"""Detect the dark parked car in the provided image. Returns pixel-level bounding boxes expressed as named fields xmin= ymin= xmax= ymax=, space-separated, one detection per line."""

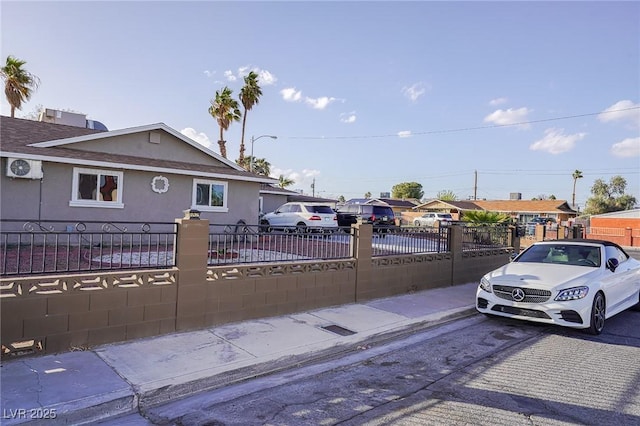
xmin=335 ymin=204 xmax=396 ymax=233
xmin=526 ymin=217 xmax=557 ymax=235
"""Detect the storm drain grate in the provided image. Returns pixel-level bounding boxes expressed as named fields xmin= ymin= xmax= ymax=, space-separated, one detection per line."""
xmin=322 ymin=325 xmax=356 ymax=336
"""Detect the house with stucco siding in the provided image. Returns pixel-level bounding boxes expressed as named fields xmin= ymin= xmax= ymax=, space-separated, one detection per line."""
xmin=1 ymin=113 xmax=277 ymax=226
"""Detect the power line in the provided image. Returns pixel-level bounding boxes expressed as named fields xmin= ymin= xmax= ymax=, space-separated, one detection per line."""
xmin=286 ymin=106 xmax=640 ymax=140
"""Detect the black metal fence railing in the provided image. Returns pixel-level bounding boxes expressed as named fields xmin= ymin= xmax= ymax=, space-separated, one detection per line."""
xmin=462 ymin=224 xmax=511 ymax=251
xmin=372 ymin=226 xmax=450 ymax=257
xmin=0 ymin=220 xmax=177 ymax=276
xmin=1 ymin=220 xmax=513 ymax=275
xmin=207 ymin=223 xmax=352 ymax=265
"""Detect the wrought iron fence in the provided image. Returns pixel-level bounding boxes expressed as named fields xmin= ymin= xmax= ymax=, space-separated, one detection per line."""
xmin=462 ymin=224 xmax=511 ymax=251
xmin=0 ymin=220 xmax=177 ymax=276
xmin=372 ymin=226 xmax=450 ymax=257
xmin=207 ymin=223 xmax=352 ymax=265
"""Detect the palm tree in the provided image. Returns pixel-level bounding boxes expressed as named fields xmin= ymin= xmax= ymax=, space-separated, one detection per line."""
xmin=251 ymin=158 xmax=271 ymax=176
xmin=208 ymin=87 xmax=241 ymax=158
xmin=462 ymin=210 xmax=511 ymax=224
xmin=278 ymin=175 xmax=295 ymax=188
xmin=1 ymin=56 xmax=40 ymax=118
xmin=238 ymin=71 xmax=262 ymax=166
xmin=572 ymin=170 xmax=583 ymax=209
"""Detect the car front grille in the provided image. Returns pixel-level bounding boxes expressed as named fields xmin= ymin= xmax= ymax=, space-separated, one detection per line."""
xmin=491 ymin=304 xmax=551 ymax=319
xmin=492 ymin=285 xmax=552 ymax=303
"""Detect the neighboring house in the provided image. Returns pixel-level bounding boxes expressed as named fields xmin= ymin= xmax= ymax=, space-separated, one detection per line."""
xmin=259 ymin=184 xmax=337 ymax=215
xmin=587 ymin=209 xmax=640 ymax=247
xmin=472 ymin=200 xmax=577 ymax=224
xmin=1 ymin=114 xmax=277 ymax=226
xmin=412 ymin=200 xmax=483 ymax=219
xmin=413 ymin=199 xmax=578 ymax=224
xmin=343 ymin=198 xmax=419 ymax=216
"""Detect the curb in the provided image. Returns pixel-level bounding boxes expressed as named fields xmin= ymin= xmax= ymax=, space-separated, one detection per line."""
xmin=135 ymin=306 xmax=478 ymax=410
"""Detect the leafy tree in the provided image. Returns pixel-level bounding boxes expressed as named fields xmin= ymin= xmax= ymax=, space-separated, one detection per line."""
xmin=436 ymin=190 xmax=457 ymax=201
xmin=238 ymin=71 xmax=262 ymax=166
xmin=277 ymin=174 xmax=295 ymax=188
xmin=462 ymin=210 xmax=511 ymax=224
xmin=337 ymin=195 xmax=346 ymax=203
xmin=392 ymin=182 xmax=424 ymax=199
xmin=584 ymin=176 xmax=637 ymax=215
xmin=531 ymin=194 xmax=556 ymax=201
xmin=364 ymin=191 xmax=372 ymax=198
xmin=251 ymin=158 xmax=271 ymax=176
xmin=571 ymin=170 xmax=583 ymax=209
xmin=1 ymin=55 xmax=40 ymax=118
xmin=208 ymin=86 xmax=241 ymax=158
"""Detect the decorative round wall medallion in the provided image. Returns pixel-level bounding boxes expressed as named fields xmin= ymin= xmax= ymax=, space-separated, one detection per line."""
xmin=151 ymin=176 xmax=169 ymax=194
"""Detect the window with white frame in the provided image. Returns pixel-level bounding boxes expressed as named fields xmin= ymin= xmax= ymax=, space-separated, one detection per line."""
xmin=193 ymin=179 xmax=228 ymax=212
xmin=70 ymin=167 xmax=124 ymax=208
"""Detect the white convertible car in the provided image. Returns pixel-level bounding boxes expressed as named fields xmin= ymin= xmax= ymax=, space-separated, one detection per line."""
xmin=476 ymin=239 xmax=640 ymax=334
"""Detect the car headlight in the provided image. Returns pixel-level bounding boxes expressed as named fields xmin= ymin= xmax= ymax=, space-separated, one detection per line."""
xmin=480 ymin=277 xmax=492 ymax=293
xmin=555 ymin=286 xmax=589 ymax=301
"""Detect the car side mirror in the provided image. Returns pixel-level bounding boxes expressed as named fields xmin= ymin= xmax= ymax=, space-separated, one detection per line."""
xmin=606 ymin=258 xmax=619 ymax=272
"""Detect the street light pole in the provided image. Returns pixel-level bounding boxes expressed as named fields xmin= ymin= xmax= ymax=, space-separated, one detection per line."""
xmin=250 ymin=134 xmax=277 ymax=173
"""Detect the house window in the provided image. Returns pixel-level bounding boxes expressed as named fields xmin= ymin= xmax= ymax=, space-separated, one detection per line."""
xmin=193 ymin=179 xmax=228 ymax=212
xmin=70 ymin=167 xmax=124 ymax=209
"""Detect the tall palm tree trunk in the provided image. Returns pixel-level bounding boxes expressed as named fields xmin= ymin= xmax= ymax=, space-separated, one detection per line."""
xmin=218 ymin=127 xmax=227 ymax=158
xmin=239 ymin=112 xmax=248 ymax=165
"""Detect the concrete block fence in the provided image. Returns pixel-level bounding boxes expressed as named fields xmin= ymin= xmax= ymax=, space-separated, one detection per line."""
xmin=1 ymin=218 xmax=516 ymax=356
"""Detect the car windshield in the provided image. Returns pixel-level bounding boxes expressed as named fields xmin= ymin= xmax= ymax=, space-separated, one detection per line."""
xmin=516 ymin=244 xmax=601 ymax=267
xmin=438 ymin=214 xmax=452 ymax=219
xmin=308 ymin=205 xmax=334 ymax=214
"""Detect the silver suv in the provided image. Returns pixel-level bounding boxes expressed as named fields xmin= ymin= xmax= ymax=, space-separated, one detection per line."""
xmin=413 ymin=212 xmax=453 ymax=227
xmin=260 ymin=202 xmax=337 ymax=233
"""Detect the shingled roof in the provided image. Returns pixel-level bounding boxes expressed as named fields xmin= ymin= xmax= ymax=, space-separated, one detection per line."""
xmin=0 ymin=116 xmax=275 ymax=183
xmin=473 ymin=199 xmax=577 ymax=214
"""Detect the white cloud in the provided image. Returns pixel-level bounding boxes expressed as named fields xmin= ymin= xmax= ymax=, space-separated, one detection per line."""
xmin=402 ymin=83 xmax=427 ymax=102
xmin=203 ymin=70 xmax=215 ymax=78
xmin=484 ymin=107 xmax=532 ymax=129
xmin=340 ymin=111 xmax=356 ymax=123
xmin=489 ymin=97 xmax=508 ymax=106
xmin=529 ymin=128 xmax=586 ymax=155
xmin=611 ymin=137 xmax=640 ymax=158
xmin=397 ymin=130 xmax=412 ymax=138
xmin=223 ymin=70 xmax=237 ymax=82
xmin=271 ymin=167 xmax=321 ymax=192
xmin=281 ymin=87 xmax=302 ymax=102
xmin=181 ymin=128 xmax=214 ymax=150
xmin=598 ymin=100 xmax=640 ymax=127
xmin=258 ymin=70 xmax=277 ymax=86
xmin=216 ymin=66 xmax=278 ymax=86
xmin=305 ymin=96 xmax=336 ymax=110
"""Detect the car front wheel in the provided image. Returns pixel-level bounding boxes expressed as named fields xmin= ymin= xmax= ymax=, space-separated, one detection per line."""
xmin=586 ymin=292 xmax=606 ymax=335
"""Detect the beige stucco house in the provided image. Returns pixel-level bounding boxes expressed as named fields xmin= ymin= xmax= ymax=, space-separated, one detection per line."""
xmin=412 ymin=199 xmax=578 ymax=224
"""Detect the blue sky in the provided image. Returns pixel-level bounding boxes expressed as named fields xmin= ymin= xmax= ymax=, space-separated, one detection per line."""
xmin=2 ymin=1 xmax=639 ymax=209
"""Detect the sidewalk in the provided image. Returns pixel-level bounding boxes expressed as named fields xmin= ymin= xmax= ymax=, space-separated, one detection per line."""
xmin=1 ymin=282 xmax=478 ymax=425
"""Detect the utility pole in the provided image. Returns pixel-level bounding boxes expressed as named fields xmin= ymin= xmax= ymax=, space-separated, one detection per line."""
xmin=311 ymin=178 xmax=315 ymax=197
xmin=474 ymin=170 xmax=477 ymax=200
